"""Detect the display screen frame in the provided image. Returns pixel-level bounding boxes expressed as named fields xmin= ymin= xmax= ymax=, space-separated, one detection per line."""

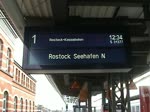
xmin=23 ymin=26 xmax=131 ymax=73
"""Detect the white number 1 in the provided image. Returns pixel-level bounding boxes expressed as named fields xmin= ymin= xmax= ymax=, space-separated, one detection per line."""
xmin=32 ymin=35 xmax=36 ymax=44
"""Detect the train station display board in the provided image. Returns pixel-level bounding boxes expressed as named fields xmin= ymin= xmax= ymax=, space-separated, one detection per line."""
xmin=23 ymin=26 xmax=131 ymax=73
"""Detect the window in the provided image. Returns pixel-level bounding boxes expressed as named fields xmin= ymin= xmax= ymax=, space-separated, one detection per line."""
xmin=14 ymin=96 xmax=17 ymax=112
xmin=29 ymin=101 xmax=31 ymax=112
xmin=6 ymin=48 xmax=11 ymax=72
xmin=21 ymin=73 xmax=23 ymax=85
xmin=15 ymin=68 xmax=18 ymax=81
xmin=26 ymin=78 xmax=28 ymax=88
xmin=23 ymin=75 xmax=25 ymax=86
xmin=2 ymin=91 xmax=8 ymax=112
xmin=33 ymin=101 xmax=35 ymax=112
xmin=0 ymin=39 xmax=3 ymax=50
xmin=0 ymin=39 xmax=3 ymax=66
xmin=33 ymin=83 xmax=35 ymax=92
xmin=30 ymin=80 xmax=32 ymax=90
xmin=132 ymin=106 xmax=135 ymax=112
xmin=131 ymin=105 xmax=140 ymax=112
xmin=136 ymin=106 xmax=139 ymax=112
xmin=18 ymin=70 xmax=20 ymax=83
xmin=12 ymin=65 xmax=14 ymax=76
xmin=26 ymin=78 xmax=29 ymax=88
xmin=20 ymin=98 xmax=23 ymax=112
xmin=26 ymin=99 xmax=28 ymax=112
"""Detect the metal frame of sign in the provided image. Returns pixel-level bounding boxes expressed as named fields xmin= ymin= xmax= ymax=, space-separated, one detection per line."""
xmin=23 ymin=26 xmax=131 ymax=73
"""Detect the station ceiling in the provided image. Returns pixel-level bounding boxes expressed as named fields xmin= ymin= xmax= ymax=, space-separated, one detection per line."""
xmin=0 ymin=0 xmax=150 ymax=97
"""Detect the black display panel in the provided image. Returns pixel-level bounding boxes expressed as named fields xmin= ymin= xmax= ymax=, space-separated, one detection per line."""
xmin=23 ymin=26 xmax=131 ymax=73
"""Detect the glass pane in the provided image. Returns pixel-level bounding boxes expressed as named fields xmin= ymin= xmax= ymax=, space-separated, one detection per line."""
xmin=21 ymin=99 xmax=23 ymax=112
xmin=7 ymin=49 xmax=11 ymax=57
xmin=3 ymin=99 xmax=6 ymax=108
xmin=132 ymin=106 xmax=135 ymax=112
xmin=0 ymin=39 xmax=3 ymax=50
xmin=136 ymin=106 xmax=139 ymax=112
xmin=14 ymin=97 xmax=17 ymax=112
xmin=6 ymin=59 xmax=9 ymax=70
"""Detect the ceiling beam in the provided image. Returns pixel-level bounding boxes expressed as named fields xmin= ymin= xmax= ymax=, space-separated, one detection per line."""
xmin=113 ymin=7 xmax=120 ymax=18
xmin=131 ymin=56 xmax=148 ymax=66
xmin=23 ymin=16 xmax=149 ymax=27
xmin=143 ymin=4 xmax=150 ymax=19
xmin=25 ymin=17 xmax=54 ymax=26
xmin=130 ymin=66 xmax=149 ymax=77
xmin=68 ymin=17 xmax=150 ymax=25
xmin=69 ymin=0 xmax=150 ymax=7
xmin=131 ymin=40 xmax=150 ymax=54
xmin=0 ymin=0 xmax=25 ymax=40
xmin=51 ymin=0 xmax=68 ymax=25
xmin=131 ymin=35 xmax=150 ymax=42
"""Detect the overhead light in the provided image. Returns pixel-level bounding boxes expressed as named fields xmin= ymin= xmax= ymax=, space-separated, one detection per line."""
xmin=79 ymin=89 xmax=88 ymax=102
xmin=70 ymin=81 xmax=80 ymax=90
xmin=79 ymin=82 xmax=88 ymax=102
xmin=129 ymin=79 xmax=137 ymax=90
xmin=64 ymin=74 xmax=69 ymax=86
xmin=104 ymin=81 xmax=108 ymax=90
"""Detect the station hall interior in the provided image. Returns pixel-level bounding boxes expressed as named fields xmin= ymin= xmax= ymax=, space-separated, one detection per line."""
xmin=0 ymin=0 xmax=150 ymax=112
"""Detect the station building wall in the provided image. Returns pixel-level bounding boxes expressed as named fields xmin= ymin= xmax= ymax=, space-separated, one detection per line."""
xmin=0 ymin=33 xmax=36 ymax=112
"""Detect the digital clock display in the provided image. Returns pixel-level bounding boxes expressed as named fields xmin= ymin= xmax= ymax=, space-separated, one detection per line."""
xmin=109 ymin=34 xmax=124 ymax=44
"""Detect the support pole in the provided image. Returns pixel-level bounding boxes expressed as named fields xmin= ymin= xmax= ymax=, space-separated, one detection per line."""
xmin=111 ymin=75 xmax=116 ymax=112
xmin=143 ymin=4 xmax=150 ymax=65
xmin=94 ymin=107 xmax=96 ymax=112
xmin=88 ymin=82 xmax=92 ymax=112
xmin=73 ymin=106 xmax=76 ymax=112
xmin=78 ymin=99 xmax=81 ymax=112
xmin=120 ymin=75 xmax=125 ymax=112
xmin=107 ymin=74 xmax=131 ymax=112
xmin=126 ymin=76 xmax=131 ymax=112
xmin=102 ymin=89 xmax=106 ymax=106
xmin=107 ymin=74 xmax=112 ymax=112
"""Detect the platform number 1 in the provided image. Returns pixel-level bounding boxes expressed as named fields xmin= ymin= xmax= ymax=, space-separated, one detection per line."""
xmin=32 ymin=35 xmax=36 ymax=44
